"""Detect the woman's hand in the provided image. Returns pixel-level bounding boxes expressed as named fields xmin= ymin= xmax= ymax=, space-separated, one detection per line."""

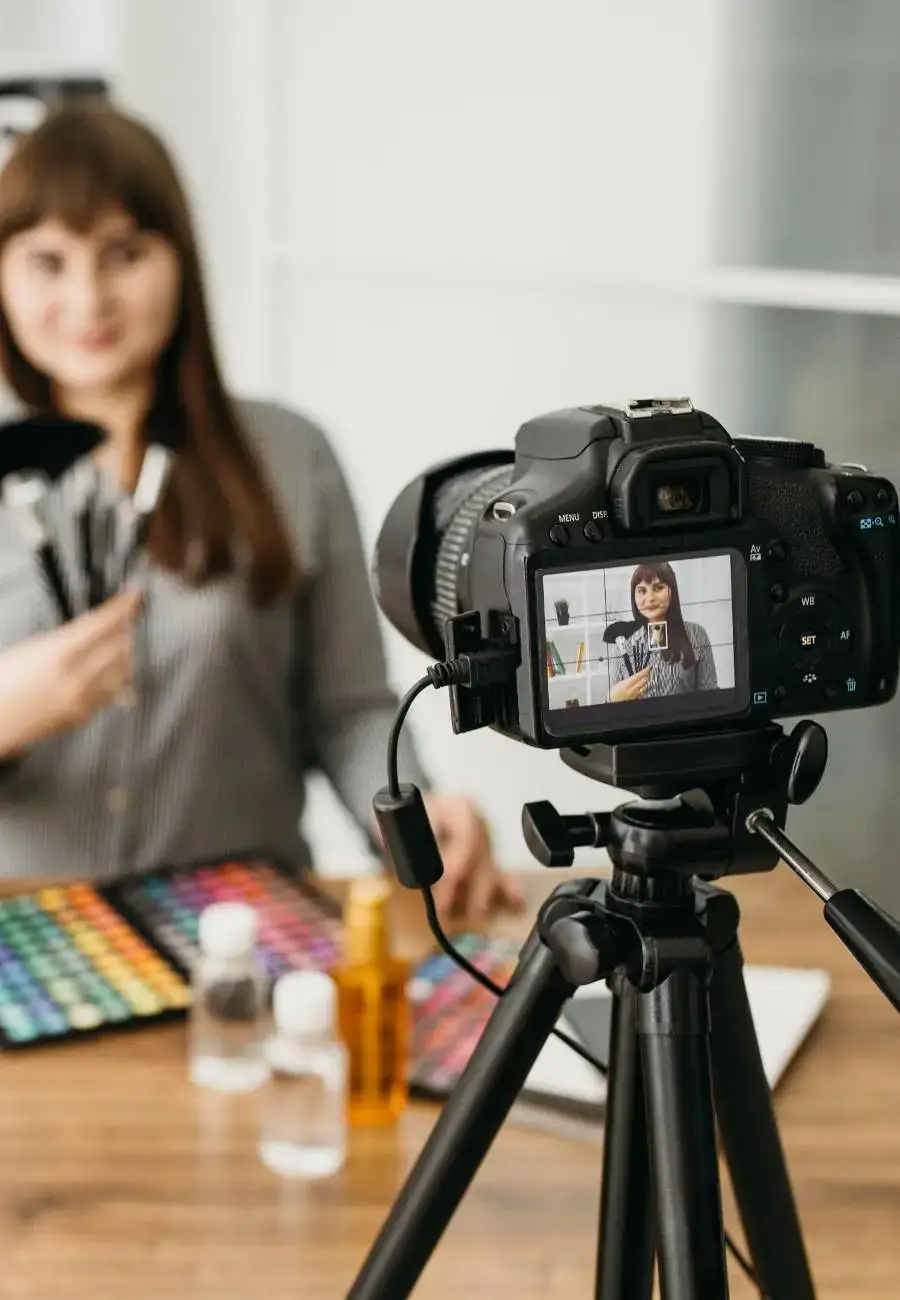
xmin=608 ymin=665 xmax=651 ymax=703
xmin=0 ymin=589 xmax=142 ymax=759
xmin=421 ymin=794 xmax=525 ymax=926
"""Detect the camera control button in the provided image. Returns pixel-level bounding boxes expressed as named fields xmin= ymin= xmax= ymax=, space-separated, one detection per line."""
xmin=582 ymin=520 xmax=605 ymax=544
xmin=876 ymin=486 xmax=893 ymax=508
xmin=765 ymin=540 xmax=788 ymax=563
xmin=548 ymin=524 xmax=570 ymax=546
xmin=773 ymin=684 xmax=788 ymax=702
xmin=779 ymin=618 xmax=830 ymax=667
xmin=826 ymin=623 xmax=853 ymax=661
xmin=845 ymin=489 xmax=866 ymax=511
xmin=769 ymin=582 xmax=789 ymax=603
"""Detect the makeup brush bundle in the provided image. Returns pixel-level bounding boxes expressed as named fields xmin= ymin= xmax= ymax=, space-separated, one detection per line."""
xmin=0 ymin=415 xmax=177 ymax=622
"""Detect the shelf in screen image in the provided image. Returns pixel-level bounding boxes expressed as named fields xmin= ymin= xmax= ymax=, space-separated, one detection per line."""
xmin=546 ymin=628 xmax=591 ymax=675
xmin=548 ymin=664 xmax=611 ymax=709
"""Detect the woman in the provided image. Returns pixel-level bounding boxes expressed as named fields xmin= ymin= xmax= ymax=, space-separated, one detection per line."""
xmin=0 ymin=104 xmax=521 ymax=921
xmin=607 ymin=562 xmax=717 ymax=702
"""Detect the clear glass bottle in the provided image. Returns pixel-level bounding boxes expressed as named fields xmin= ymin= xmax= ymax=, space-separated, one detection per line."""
xmin=258 ymin=970 xmax=348 ymax=1178
xmin=333 ymin=877 xmax=410 ymax=1126
xmin=188 ymin=901 xmax=270 ymax=1093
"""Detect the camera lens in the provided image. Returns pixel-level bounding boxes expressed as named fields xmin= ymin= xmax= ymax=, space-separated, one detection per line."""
xmin=372 ymin=455 xmax=514 ymax=657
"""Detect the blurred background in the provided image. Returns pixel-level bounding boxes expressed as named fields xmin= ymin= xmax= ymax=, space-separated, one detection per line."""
xmin=2 ymin=0 xmax=898 ymax=909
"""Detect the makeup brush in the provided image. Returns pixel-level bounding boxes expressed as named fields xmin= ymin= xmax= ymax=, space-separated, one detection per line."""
xmin=1 ymin=471 xmax=74 ymax=620
xmin=0 ymin=415 xmax=106 ymax=621
xmin=116 ymin=442 xmax=177 ymax=588
xmin=69 ymin=456 xmax=104 ymax=610
xmin=0 ymin=414 xmax=104 ymax=481
xmin=603 ymin=619 xmax=640 ymax=677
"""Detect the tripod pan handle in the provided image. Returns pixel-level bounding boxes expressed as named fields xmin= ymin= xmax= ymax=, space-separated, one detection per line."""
xmin=824 ymin=888 xmax=900 ymax=1015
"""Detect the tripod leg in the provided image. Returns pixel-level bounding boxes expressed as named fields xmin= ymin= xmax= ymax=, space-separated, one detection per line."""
xmin=640 ymin=967 xmax=729 ymax=1300
xmin=346 ymin=935 xmax=576 ymax=1300
xmin=709 ymin=932 xmax=816 ymax=1299
xmin=595 ymin=976 xmax=654 ymax=1300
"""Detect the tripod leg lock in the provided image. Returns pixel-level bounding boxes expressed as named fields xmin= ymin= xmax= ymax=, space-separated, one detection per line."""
xmin=636 ymin=934 xmax=713 ymax=993
xmin=537 ymin=894 xmax=627 ymax=985
xmin=538 ymin=886 xmax=713 ymax=992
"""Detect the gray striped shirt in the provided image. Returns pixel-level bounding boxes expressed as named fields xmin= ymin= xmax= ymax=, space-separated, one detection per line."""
xmin=609 ymin=621 xmax=718 ymax=697
xmin=0 ymin=398 xmax=426 ymax=879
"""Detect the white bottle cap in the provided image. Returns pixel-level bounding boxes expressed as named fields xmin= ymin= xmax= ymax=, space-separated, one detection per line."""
xmin=198 ymin=901 xmax=259 ymax=959
xmin=273 ymin=970 xmax=336 ymax=1037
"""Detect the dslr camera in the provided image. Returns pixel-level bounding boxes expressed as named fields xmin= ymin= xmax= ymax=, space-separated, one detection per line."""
xmin=374 ymin=398 xmax=900 ymax=748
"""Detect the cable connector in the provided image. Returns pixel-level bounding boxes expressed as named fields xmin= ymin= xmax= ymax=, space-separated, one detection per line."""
xmin=373 ymin=783 xmax=444 ymax=890
xmin=427 ymin=645 xmax=518 ymax=690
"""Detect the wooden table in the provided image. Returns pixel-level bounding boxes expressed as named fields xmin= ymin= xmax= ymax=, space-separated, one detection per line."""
xmin=0 ymin=869 xmax=897 ymax=1299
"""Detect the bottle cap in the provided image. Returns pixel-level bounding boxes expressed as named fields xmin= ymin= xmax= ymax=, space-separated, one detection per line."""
xmin=197 ymin=901 xmax=259 ymax=959
xmin=273 ymin=970 xmax=336 ymax=1037
xmin=344 ymin=875 xmax=391 ymax=964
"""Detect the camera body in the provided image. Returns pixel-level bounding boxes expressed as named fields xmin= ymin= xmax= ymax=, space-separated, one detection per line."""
xmin=375 ymin=399 xmax=900 ymax=748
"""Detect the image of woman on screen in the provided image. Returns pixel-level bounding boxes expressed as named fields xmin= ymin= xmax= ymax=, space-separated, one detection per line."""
xmin=607 ymin=562 xmax=718 ymax=702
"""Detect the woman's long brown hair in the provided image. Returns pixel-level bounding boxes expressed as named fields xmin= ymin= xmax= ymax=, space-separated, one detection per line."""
xmin=0 ymin=104 xmax=297 ymax=605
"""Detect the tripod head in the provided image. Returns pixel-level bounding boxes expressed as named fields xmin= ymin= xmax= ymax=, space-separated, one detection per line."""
xmin=519 ymin=719 xmax=900 ymax=1016
xmin=524 ymin=720 xmax=827 ymax=879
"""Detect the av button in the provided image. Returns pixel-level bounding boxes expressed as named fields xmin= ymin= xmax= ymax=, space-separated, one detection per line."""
xmin=779 ymin=618 xmax=830 ymax=668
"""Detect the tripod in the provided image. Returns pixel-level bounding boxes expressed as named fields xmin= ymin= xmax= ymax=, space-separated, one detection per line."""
xmin=348 ymin=724 xmax=831 ymax=1300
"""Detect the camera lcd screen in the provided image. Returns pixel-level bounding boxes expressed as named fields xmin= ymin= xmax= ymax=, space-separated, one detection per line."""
xmin=540 ymin=550 xmax=746 ymax=732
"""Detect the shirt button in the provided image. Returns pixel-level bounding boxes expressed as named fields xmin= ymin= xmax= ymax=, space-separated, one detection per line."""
xmin=105 ymin=787 xmax=129 ymax=815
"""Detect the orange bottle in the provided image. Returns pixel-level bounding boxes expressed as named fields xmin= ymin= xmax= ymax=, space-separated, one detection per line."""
xmin=333 ymin=877 xmax=410 ymax=1125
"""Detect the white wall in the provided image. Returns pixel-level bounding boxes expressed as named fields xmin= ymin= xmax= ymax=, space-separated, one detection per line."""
xmin=268 ymin=1 xmax=727 ymax=868
xmin=0 ymin=0 xmax=115 ymax=76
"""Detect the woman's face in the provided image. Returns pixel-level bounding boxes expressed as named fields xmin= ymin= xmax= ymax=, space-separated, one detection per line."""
xmin=634 ymin=574 xmax=671 ymax=622
xmin=0 ymin=208 xmax=181 ymax=395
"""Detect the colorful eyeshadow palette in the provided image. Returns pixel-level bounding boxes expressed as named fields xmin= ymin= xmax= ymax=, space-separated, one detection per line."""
xmin=0 ymin=882 xmax=190 ymax=1046
xmin=108 ymin=856 xmax=343 ymax=981
xmin=408 ymin=933 xmax=521 ymax=1096
xmin=0 ymin=855 xmax=343 ymax=1050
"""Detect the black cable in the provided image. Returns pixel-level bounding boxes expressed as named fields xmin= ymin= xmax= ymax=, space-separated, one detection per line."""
xmin=420 ymin=884 xmax=601 ymax=1070
xmin=387 ymin=659 xmax=764 ymax=1296
xmin=388 ymin=676 xmax=434 ymax=797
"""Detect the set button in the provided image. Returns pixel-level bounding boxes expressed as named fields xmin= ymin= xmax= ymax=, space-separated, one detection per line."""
xmin=778 ymin=621 xmax=828 ymax=667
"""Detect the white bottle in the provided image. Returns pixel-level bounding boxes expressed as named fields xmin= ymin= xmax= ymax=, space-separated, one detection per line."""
xmin=258 ymin=970 xmax=348 ymax=1178
xmin=189 ymin=901 xmax=270 ymax=1093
